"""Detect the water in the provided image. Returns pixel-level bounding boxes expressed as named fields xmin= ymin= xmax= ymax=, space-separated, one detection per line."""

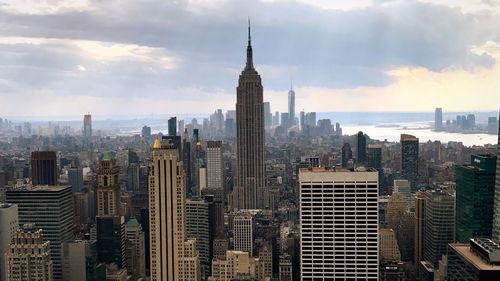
xmin=342 ymin=124 xmax=497 ymax=146
xmin=316 ymin=111 xmax=498 ymax=146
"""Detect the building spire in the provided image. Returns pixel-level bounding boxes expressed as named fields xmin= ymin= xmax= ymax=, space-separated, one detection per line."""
xmin=248 ymin=17 xmax=251 ymax=45
xmin=245 ymin=17 xmax=254 ymax=71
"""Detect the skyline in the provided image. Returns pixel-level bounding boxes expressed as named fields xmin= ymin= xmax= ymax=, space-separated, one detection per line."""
xmin=1 ymin=0 xmax=500 ymax=117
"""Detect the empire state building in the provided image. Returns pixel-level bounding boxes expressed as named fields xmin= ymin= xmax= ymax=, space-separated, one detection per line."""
xmin=232 ymin=20 xmax=267 ymax=210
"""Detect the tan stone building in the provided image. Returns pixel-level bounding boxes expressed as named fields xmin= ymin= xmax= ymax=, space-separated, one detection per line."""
xmin=386 ymin=192 xmax=408 ymax=230
xmin=97 ymin=152 xmax=121 ymax=216
xmin=379 ymin=228 xmax=401 ymax=262
xmin=208 ymin=251 xmax=259 ymax=281
xmin=149 ymin=138 xmax=200 ymax=281
xmin=232 ymin=21 xmax=267 ymax=210
xmin=5 ymin=226 xmax=53 ymax=281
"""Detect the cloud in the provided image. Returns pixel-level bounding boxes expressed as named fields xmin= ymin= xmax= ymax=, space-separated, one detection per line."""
xmin=0 ymin=0 xmax=499 ymax=117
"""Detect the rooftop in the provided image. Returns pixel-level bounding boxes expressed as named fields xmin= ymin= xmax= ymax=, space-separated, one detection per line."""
xmin=6 ymin=184 xmax=71 ymax=192
xmin=450 ymin=242 xmax=500 ymax=270
xmin=470 ymin=238 xmax=500 ymax=263
xmin=300 ymin=166 xmax=378 ymax=173
xmin=401 ymin=134 xmax=418 ymax=141
xmin=126 ymin=218 xmax=141 ymax=228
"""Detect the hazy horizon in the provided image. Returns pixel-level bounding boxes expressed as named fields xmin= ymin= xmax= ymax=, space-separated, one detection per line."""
xmin=3 ymin=110 xmax=497 ymax=124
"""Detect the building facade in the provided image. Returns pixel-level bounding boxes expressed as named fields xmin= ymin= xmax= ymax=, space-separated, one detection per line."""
xmin=299 ymin=167 xmax=379 ymax=280
xmin=5 ymin=227 xmax=53 ymax=281
xmin=186 ymin=199 xmax=211 ymax=280
xmin=400 ymin=134 xmax=419 ymax=191
xmin=125 ymin=218 xmax=146 ymax=280
xmin=357 ymin=131 xmax=367 ymax=164
xmin=31 ymin=151 xmax=58 ymax=186
xmin=97 ymin=153 xmax=121 ymax=216
xmin=455 ymin=154 xmax=496 ymax=242
xmin=435 ymin=108 xmax=443 ymax=131
xmin=233 ymin=22 xmax=266 ymax=210
xmin=423 ymin=189 xmax=455 ymax=267
xmin=491 ymin=113 xmax=500 ymax=242
xmin=5 ymin=185 xmax=73 ymax=281
xmin=61 ymin=240 xmax=106 ymax=281
xmin=0 ymin=203 xmax=18 ymax=281
xmin=149 ymin=139 xmax=200 ymax=281
xmin=233 ymin=214 xmax=253 ymax=254
xmin=208 ymin=251 xmax=259 ymax=281
xmin=206 ymin=141 xmax=223 ymax=190
xmin=96 ymin=216 xmax=126 ymax=268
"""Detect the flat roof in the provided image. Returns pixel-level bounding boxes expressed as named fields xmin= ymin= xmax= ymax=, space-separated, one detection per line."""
xmin=300 ymin=166 xmax=378 ymax=173
xmin=7 ymin=184 xmax=71 ymax=192
xmin=450 ymin=243 xmax=500 ymax=270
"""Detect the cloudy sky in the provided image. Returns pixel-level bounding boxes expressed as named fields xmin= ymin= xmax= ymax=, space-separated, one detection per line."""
xmin=1 ymin=0 xmax=500 ymax=119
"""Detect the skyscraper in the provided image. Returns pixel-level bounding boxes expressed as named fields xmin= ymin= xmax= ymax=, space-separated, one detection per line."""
xmin=367 ymin=144 xmax=383 ymax=189
xmin=5 ymin=226 xmax=53 ymax=281
xmin=31 ymin=150 xmax=58 ymax=186
xmin=96 ymin=215 xmax=127 ymax=268
xmin=142 ymin=125 xmax=152 ymax=139
xmin=300 ymin=111 xmax=305 ymax=131
xmin=125 ymin=218 xmax=146 ymax=280
xmin=0 ymin=203 xmax=18 ymax=281
xmin=357 ymin=131 xmax=367 ymax=164
xmin=379 ymin=228 xmax=401 ymax=262
xmin=341 ymin=143 xmax=353 ymax=168
xmin=435 ymin=108 xmax=443 ymax=131
xmin=233 ymin=213 xmax=253 ymax=254
xmin=183 ymin=129 xmax=193 ymax=196
xmin=186 ymin=199 xmax=210 ymax=280
xmin=414 ymin=191 xmax=426 ymax=266
xmin=206 ymin=140 xmax=223 ymax=190
xmin=299 ymin=167 xmax=379 ymax=280
xmin=455 ymin=154 xmax=496 ymax=243
xmin=97 ymin=152 xmax=121 ymax=216
xmin=149 ymin=139 xmax=200 ymax=281
xmin=6 ymin=185 xmax=74 ymax=281
xmin=263 ymin=101 xmax=272 ymax=128
xmin=288 ymin=81 xmax=295 ymax=126
xmin=84 ymin=113 xmax=92 ymax=138
xmin=61 ymin=240 xmax=106 ymax=281
xmin=68 ymin=166 xmax=84 ymax=193
xmin=401 ymin=134 xmax=419 ymax=191
xmin=492 ymin=112 xmax=500 ymax=242
xmin=233 ymin=20 xmax=266 ymax=210
xmin=281 ymin=112 xmax=291 ymax=129
xmin=168 ymin=116 xmax=177 ymax=136
xmin=423 ymin=189 xmax=455 ymax=267
xmin=367 ymin=144 xmax=382 ymax=170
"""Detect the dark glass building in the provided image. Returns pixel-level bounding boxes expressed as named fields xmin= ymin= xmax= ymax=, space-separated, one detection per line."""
xmin=96 ymin=216 xmax=126 ymax=268
xmin=423 ymin=189 xmax=455 ymax=267
xmin=356 ymin=131 xmax=367 ymax=164
xmin=455 ymin=154 xmax=497 ymax=243
xmin=401 ymin=134 xmax=419 ymax=191
xmin=31 ymin=150 xmax=58 ymax=185
xmin=168 ymin=116 xmax=177 ymax=136
xmin=341 ymin=143 xmax=352 ymax=168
